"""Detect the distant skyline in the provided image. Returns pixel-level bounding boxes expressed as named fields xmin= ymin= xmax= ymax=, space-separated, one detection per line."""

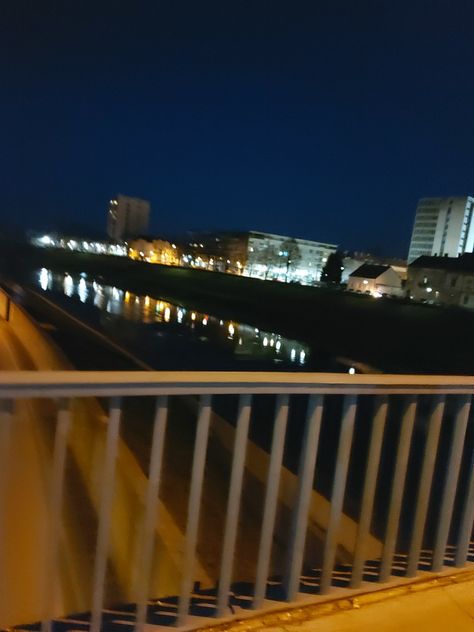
xmin=1 ymin=1 xmax=474 ymax=257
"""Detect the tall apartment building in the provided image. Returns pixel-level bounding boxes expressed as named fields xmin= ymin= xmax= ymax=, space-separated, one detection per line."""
xmin=407 ymin=196 xmax=474 ymax=263
xmin=107 ymin=194 xmax=150 ymax=241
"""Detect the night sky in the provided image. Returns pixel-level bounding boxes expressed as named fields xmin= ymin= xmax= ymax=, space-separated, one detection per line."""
xmin=1 ymin=1 xmax=474 ymax=257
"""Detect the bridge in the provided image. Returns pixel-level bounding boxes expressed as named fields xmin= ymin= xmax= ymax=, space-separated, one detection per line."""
xmin=0 ymin=289 xmax=473 ymax=631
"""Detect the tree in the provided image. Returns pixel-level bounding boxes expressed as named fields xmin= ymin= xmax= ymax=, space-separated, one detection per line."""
xmin=258 ymin=245 xmax=279 ymax=280
xmin=279 ymin=238 xmax=301 ymax=282
xmin=320 ymin=251 xmax=344 ymax=286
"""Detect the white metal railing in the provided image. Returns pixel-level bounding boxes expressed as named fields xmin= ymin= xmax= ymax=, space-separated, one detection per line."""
xmin=0 ymin=371 xmax=473 ymax=631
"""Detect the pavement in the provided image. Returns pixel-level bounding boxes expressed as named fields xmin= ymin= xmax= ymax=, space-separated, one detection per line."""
xmin=198 ymin=570 xmax=474 ymax=632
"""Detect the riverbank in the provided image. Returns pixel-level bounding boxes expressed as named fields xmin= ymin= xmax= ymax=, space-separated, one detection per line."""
xmin=3 ymin=242 xmax=474 ymax=373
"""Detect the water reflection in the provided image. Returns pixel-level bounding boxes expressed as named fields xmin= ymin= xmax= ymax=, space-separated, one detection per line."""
xmin=63 ymin=274 xmax=74 ymax=297
xmin=39 ymin=268 xmax=52 ymax=291
xmin=78 ymin=277 xmax=88 ymax=303
xmin=36 ymin=269 xmax=310 ymax=366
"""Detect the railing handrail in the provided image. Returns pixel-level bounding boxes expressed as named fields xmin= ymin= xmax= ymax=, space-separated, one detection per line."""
xmin=1 ymin=370 xmax=474 ymax=397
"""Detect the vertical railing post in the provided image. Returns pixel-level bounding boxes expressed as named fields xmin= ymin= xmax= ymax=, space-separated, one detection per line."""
xmin=216 ymin=395 xmax=252 ymax=618
xmin=284 ymin=395 xmax=324 ymax=601
xmin=177 ymin=395 xmax=212 ymax=626
xmin=0 ymin=399 xmax=12 ymax=622
xmin=350 ymin=396 xmax=388 ymax=588
xmin=90 ymin=397 xmax=122 ymax=632
xmin=406 ymin=395 xmax=445 ymax=577
xmin=134 ymin=396 xmax=169 ymax=632
xmin=379 ymin=396 xmax=417 ymax=582
xmin=0 ymin=399 xmax=12 ymax=538
xmin=432 ymin=395 xmax=471 ymax=572
xmin=41 ymin=399 xmax=71 ymax=632
xmin=319 ymin=395 xmax=357 ymax=594
xmin=253 ymin=394 xmax=290 ymax=609
xmin=455 ymin=450 xmax=474 ymax=567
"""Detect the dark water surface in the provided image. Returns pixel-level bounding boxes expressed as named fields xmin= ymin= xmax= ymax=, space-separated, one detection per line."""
xmin=32 ymin=268 xmax=356 ymax=373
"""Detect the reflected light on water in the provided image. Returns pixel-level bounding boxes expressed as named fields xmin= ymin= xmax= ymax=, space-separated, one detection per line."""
xmin=63 ymin=274 xmax=74 ymax=297
xmin=39 ymin=268 xmax=51 ymax=291
xmin=78 ymin=278 xmax=88 ymax=303
xmin=36 ymin=270 xmax=310 ymax=367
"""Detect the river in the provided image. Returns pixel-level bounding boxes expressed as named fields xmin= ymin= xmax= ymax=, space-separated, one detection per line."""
xmin=32 ymin=268 xmax=356 ymax=373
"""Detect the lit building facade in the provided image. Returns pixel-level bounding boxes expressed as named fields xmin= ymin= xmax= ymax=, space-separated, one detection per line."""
xmin=128 ymin=238 xmax=179 ymax=266
xmin=406 ymin=254 xmax=474 ymax=308
xmin=31 ymin=233 xmax=127 ymax=257
xmin=107 ymin=194 xmax=150 ymax=241
xmin=243 ymin=232 xmax=338 ymax=284
xmin=183 ymin=233 xmax=247 ymax=273
xmin=183 ymin=231 xmax=337 ymax=283
xmin=407 ymin=196 xmax=474 ymax=263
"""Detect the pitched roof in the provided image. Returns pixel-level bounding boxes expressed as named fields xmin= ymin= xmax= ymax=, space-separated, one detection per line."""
xmin=349 ymin=263 xmax=391 ymax=279
xmin=409 ymin=254 xmax=474 ymax=273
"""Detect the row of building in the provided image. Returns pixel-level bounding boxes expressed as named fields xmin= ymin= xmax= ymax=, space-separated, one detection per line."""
xmin=103 ymin=193 xmax=474 ymax=264
xmin=345 ymin=254 xmax=474 ymax=309
xmin=31 ymin=192 xmax=474 ymax=309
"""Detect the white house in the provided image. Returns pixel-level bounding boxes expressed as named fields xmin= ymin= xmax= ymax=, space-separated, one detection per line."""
xmin=347 ymin=264 xmax=403 ymax=298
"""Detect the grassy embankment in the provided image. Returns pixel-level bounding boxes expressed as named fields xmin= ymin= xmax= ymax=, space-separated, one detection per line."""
xmin=6 ymin=242 xmax=474 ymax=374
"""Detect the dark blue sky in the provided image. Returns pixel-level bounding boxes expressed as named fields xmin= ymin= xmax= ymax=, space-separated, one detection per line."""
xmin=1 ymin=1 xmax=474 ymax=256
